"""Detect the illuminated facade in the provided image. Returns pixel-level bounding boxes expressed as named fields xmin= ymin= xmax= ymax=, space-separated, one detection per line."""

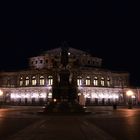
xmin=0 ymin=47 xmax=140 ymax=105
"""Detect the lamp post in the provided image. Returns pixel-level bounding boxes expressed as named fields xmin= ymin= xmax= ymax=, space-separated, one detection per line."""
xmin=0 ymin=90 xmax=4 ymax=107
xmin=126 ymin=90 xmax=133 ymax=109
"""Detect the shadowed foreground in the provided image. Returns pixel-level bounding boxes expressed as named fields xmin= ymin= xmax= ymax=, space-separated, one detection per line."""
xmin=6 ymin=116 xmax=114 ymax=140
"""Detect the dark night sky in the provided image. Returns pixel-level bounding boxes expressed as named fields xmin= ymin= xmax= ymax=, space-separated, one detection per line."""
xmin=1 ymin=1 xmax=139 ymax=86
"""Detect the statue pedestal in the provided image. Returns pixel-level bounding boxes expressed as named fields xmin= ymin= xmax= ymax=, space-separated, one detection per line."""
xmin=38 ymin=46 xmax=89 ymax=114
xmin=42 ymin=101 xmax=86 ymax=114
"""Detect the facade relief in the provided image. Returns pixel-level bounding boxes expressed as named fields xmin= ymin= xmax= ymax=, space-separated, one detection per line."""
xmin=0 ymin=47 xmax=139 ymax=105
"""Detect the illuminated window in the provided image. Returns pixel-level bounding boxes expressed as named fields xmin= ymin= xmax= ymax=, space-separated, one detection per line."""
xmin=107 ymin=77 xmax=110 ymax=87
xmin=40 ymin=76 xmax=45 ymax=85
xmin=94 ymin=76 xmax=98 ymax=86
xmin=32 ymin=76 xmax=37 ymax=85
xmin=48 ymin=76 xmax=53 ymax=85
xmin=48 ymin=92 xmax=52 ymax=98
xmin=77 ymin=76 xmax=82 ymax=86
xmin=19 ymin=77 xmax=23 ymax=86
xmin=86 ymin=76 xmax=91 ymax=85
xmin=101 ymin=77 xmax=105 ymax=86
xmin=25 ymin=76 xmax=29 ymax=86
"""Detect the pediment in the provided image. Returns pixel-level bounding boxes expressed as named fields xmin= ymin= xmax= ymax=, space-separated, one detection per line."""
xmin=43 ymin=47 xmax=89 ymax=56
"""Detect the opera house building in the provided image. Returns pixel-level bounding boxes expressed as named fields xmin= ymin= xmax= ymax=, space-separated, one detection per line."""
xmin=0 ymin=47 xmax=140 ymax=106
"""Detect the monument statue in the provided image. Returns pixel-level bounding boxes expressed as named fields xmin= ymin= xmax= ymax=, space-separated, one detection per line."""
xmin=61 ymin=44 xmax=68 ymax=68
xmin=52 ymin=43 xmax=77 ymax=101
xmin=42 ymin=42 xmax=86 ymax=113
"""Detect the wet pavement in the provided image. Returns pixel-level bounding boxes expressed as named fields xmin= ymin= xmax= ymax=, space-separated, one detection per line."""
xmin=1 ymin=106 xmax=140 ymax=140
xmin=6 ymin=116 xmax=115 ymax=140
xmin=86 ymin=107 xmax=140 ymax=140
xmin=0 ymin=107 xmax=41 ymax=140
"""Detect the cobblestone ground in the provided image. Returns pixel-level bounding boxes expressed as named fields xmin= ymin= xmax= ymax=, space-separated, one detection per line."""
xmin=1 ymin=106 xmax=140 ymax=140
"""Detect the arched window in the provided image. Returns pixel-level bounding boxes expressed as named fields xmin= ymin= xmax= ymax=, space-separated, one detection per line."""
xmin=93 ymin=76 xmax=98 ymax=86
xmin=40 ymin=76 xmax=45 ymax=85
xmin=32 ymin=76 xmax=37 ymax=85
xmin=77 ymin=76 xmax=82 ymax=86
xmin=86 ymin=76 xmax=91 ymax=85
xmin=19 ymin=76 xmax=23 ymax=86
xmin=48 ymin=76 xmax=53 ymax=85
xmin=101 ymin=77 xmax=105 ymax=86
xmin=107 ymin=77 xmax=110 ymax=87
xmin=25 ymin=76 xmax=29 ymax=86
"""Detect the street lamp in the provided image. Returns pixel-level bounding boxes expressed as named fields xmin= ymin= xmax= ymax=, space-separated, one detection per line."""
xmin=0 ymin=90 xmax=3 ymax=107
xmin=0 ymin=90 xmax=3 ymax=96
xmin=126 ymin=90 xmax=133 ymax=109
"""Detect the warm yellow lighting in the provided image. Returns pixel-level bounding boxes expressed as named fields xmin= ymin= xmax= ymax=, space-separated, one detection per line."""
xmin=32 ymin=93 xmax=39 ymax=98
xmin=48 ymin=76 xmax=53 ymax=85
xmin=0 ymin=90 xmax=3 ymax=96
xmin=78 ymin=93 xmax=81 ymax=96
xmin=47 ymin=86 xmax=52 ymax=89
xmin=126 ymin=90 xmax=134 ymax=97
xmin=48 ymin=92 xmax=52 ymax=98
xmin=53 ymin=98 xmax=57 ymax=102
xmin=39 ymin=93 xmax=46 ymax=98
